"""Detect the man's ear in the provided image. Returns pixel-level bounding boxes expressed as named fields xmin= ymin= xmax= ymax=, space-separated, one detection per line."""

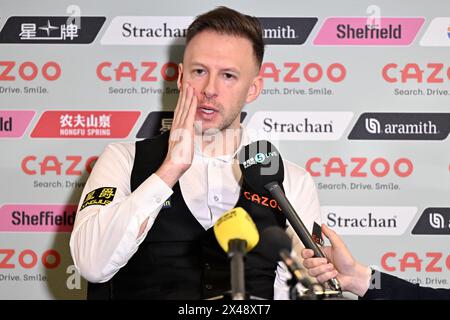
xmin=245 ymin=75 xmax=263 ymax=104
xmin=177 ymin=63 xmax=184 ymax=90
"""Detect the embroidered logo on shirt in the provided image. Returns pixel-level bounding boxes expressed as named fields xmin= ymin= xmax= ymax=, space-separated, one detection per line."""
xmin=162 ymin=199 xmax=172 ymax=209
xmin=80 ymin=187 xmax=117 ymax=210
xmin=312 ymin=222 xmax=324 ymax=246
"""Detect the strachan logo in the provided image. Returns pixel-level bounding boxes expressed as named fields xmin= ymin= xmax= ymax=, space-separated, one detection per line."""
xmin=0 ymin=16 xmax=105 ymax=43
xmin=412 ymin=208 xmax=450 ymax=235
xmin=100 ymin=16 xmax=193 ymax=45
xmin=348 ymin=113 xmax=450 ymax=140
xmin=322 ymin=206 xmax=417 ymax=235
xmin=257 ymin=17 xmax=317 ymax=45
xmin=246 ymin=111 xmax=353 ymax=140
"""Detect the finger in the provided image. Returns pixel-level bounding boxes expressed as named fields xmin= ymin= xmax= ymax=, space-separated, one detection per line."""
xmin=180 ymin=85 xmax=194 ymax=123
xmin=322 ymin=224 xmax=345 ymax=250
xmin=316 ymin=270 xmax=339 ymax=284
xmin=302 ymin=257 xmax=328 ymax=269
xmin=185 ymin=91 xmax=198 ymax=125
xmin=173 ymin=83 xmax=189 ymax=125
xmin=307 ymin=263 xmax=335 ymax=278
xmin=301 ymin=248 xmax=315 ymax=259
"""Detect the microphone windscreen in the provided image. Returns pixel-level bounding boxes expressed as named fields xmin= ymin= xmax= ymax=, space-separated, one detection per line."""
xmin=257 ymin=226 xmax=292 ymax=263
xmin=214 ymin=207 xmax=259 ymax=253
xmin=238 ymin=140 xmax=284 ymax=193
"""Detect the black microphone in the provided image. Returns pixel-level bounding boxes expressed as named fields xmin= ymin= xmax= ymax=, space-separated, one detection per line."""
xmin=238 ymin=140 xmax=341 ymax=292
xmin=258 ymin=226 xmax=314 ymax=290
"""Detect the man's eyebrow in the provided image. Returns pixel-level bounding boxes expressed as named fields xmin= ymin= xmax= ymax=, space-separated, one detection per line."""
xmin=222 ymin=67 xmax=240 ymax=75
xmin=189 ymin=62 xmax=240 ymax=75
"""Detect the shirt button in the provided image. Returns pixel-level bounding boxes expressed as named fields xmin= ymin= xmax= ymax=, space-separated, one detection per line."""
xmin=155 ymin=197 xmax=161 ymax=203
xmin=205 ymin=284 xmax=213 ymax=290
xmin=213 ymin=196 xmax=219 ymax=202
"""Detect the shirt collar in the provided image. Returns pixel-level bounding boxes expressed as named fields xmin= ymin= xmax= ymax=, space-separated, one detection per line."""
xmin=194 ymin=125 xmax=251 ymax=163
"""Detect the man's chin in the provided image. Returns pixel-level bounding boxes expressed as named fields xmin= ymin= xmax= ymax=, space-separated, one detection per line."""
xmin=194 ymin=120 xmax=218 ymax=135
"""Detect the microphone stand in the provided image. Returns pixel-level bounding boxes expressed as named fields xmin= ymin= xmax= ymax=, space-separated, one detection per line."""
xmin=228 ymin=239 xmax=247 ymax=300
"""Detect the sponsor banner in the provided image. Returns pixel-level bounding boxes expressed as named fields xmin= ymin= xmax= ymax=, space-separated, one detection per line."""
xmin=136 ymin=111 xmax=247 ymax=138
xmin=245 ymin=111 xmax=353 ymax=140
xmin=0 ymin=110 xmax=35 ymax=138
xmin=380 ymin=251 xmax=450 ymax=276
xmin=420 ymin=17 xmax=450 ymax=46
xmin=30 ymin=110 xmax=140 ymax=138
xmin=0 ymin=16 xmax=105 ymax=43
xmin=412 ymin=207 xmax=450 ymax=235
xmin=100 ymin=16 xmax=193 ymax=45
xmin=348 ymin=113 xmax=450 ymax=140
xmin=314 ymin=17 xmax=424 ymax=45
xmin=0 ymin=204 xmax=76 ymax=232
xmin=258 ymin=17 xmax=317 ymax=45
xmin=322 ymin=206 xmax=417 ymax=235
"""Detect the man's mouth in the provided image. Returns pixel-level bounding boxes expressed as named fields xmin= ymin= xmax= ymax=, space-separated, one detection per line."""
xmin=198 ymin=104 xmax=219 ymax=115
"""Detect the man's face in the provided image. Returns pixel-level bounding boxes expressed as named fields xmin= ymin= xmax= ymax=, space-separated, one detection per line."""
xmin=178 ymin=30 xmax=262 ymax=134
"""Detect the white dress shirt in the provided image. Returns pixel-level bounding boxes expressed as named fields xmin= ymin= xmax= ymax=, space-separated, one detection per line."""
xmin=69 ymin=128 xmax=322 ymax=300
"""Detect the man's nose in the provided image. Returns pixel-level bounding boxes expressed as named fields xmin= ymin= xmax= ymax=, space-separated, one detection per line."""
xmin=202 ymin=73 xmax=218 ymax=99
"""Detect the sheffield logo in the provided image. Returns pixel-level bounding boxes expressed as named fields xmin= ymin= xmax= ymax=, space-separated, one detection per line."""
xmin=348 ymin=113 xmax=450 ymax=140
xmin=0 ymin=110 xmax=35 ymax=138
xmin=420 ymin=18 xmax=450 ymax=47
xmin=314 ymin=17 xmax=424 ymax=46
xmin=412 ymin=208 xmax=450 ymax=235
xmin=100 ymin=16 xmax=193 ymax=45
xmin=257 ymin=17 xmax=317 ymax=45
xmin=322 ymin=206 xmax=417 ymax=235
xmin=246 ymin=111 xmax=353 ymax=140
xmin=0 ymin=204 xmax=76 ymax=232
xmin=0 ymin=16 xmax=105 ymax=43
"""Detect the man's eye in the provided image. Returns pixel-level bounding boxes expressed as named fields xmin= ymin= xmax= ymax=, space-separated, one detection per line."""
xmin=194 ymin=69 xmax=205 ymax=75
xmin=224 ymin=73 xmax=235 ymax=79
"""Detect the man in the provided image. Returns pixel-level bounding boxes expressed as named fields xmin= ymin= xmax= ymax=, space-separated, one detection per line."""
xmin=301 ymin=224 xmax=450 ymax=300
xmin=70 ymin=6 xmax=322 ymax=300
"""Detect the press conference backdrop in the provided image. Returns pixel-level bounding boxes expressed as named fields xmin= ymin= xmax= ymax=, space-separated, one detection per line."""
xmin=0 ymin=0 xmax=449 ymax=299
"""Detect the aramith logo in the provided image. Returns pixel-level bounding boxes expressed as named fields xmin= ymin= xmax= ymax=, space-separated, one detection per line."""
xmin=257 ymin=17 xmax=317 ymax=45
xmin=412 ymin=208 xmax=450 ymax=235
xmin=348 ymin=113 xmax=450 ymax=140
xmin=0 ymin=16 xmax=105 ymax=43
xmin=100 ymin=16 xmax=193 ymax=45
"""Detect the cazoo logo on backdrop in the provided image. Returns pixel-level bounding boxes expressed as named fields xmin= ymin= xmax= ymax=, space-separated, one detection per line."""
xmin=259 ymin=62 xmax=347 ymax=83
xmin=321 ymin=206 xmax=417 ymax=235
xmin=306 ymin=157 xmax=414 ymax=178
xmin=0 ymin=61 xmax=62 ymax=82
xmin=21 ymin=155 xmax=98 ymax=176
